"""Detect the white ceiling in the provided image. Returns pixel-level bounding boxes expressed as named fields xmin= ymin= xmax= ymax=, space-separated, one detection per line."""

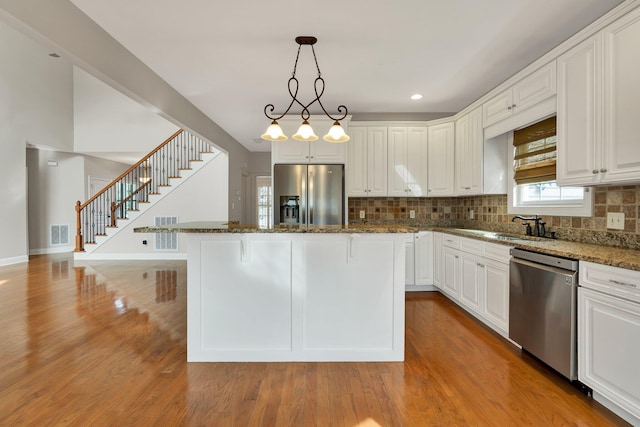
xmin=70 ymin=0 xmax=624 ymax=152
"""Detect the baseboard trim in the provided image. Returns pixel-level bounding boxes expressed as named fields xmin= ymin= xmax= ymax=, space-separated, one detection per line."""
xmin=29 ymin=246 xmax=74 ymax=255
xmin=405 ymin=284 xmax=438 ymax=292
xmin=0 ymin=255 xmax=29 ymax=266
xmin=73 ymin=252 xmax=188 ymax=261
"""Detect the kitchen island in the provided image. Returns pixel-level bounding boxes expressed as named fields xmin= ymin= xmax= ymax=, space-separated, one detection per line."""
xmin=134 ymin=222 xmax=417 ymax=362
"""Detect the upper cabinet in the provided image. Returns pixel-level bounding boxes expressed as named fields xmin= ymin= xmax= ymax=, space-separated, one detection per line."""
xmin=427 ymin=122 xmax=455 ymax=196
xmin=347 ymin=126 xmax=388 ymax=196
xmin=387 ymin=127 xmax=429 ymax=197
xmin=483 ymin=62 xmax=557 ymax=128
xmin=455 ymin=107 xmax=483 ymax=195
xmin=558 ymin=6 xmax=640 ymax=186
xmin=272 ymin=139 xmax=345 ymax=164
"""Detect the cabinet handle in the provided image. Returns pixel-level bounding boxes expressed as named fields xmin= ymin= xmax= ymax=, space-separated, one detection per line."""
xmin=592 ymin=170 xmax=599 ymax=174
xmin=464 ymin=186 xmax=471 ymax=190
xmin=477 ymin=263 xmax=485 ymax=268
xmin=455 ymin=255 xmax=459 ymax=259
xmin=600 ymin=168 xmax=607 ymax=173
xmin=512 ymin=104 xmax=517 ymax=108
xmin=507 ymin=106 xmax=512 ymax=110
xmin=310 ymin=156 xmax=314 ymax=159
xmin=446 ymin=239 xmax=453 ymax=243
xmin=609 ymin=279 xmax=637 ymax=288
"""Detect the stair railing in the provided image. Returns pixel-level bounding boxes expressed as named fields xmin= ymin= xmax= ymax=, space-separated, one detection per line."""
xmin=74 ymin=129 xmax=213 ymax=252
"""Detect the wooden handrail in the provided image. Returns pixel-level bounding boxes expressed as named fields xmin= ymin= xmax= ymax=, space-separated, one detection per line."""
xmin=79 ymin=129 xmax=184 ymax=210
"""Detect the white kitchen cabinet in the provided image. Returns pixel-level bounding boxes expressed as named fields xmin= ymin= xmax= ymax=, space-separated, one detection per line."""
xmin=482 ymin=258 xmax=509 ymax=333
xmin=387 ymin=127 xmax=428 ymax=197
xmin=433 ymin=232 xmax=443 ymax=290
xmin=414 ymin=231 xmax=434 ymax=285
xmin=455 ymin=107 xmax=484 ymax=195
xmin=405 ymin=234 xmax=415 ymax=286
xmin=459 ymin=252 xmax=482 ymax=315
xmin=427 ymin=122 xmax=455 ymax=196
xmin=579 ymin=287 xmax=640 ymax=422
xmin=558 ymin=8 xmax=640 ymax=186
xmin=271 ymin=139 xmax=345 ymax=164
xmin=347 ymin=127 xmax=388 ymax=196
xmin=483 ymin=62 xmax=557 ymax=128
xmin=442 ymin=246 xmax=460 ymax=300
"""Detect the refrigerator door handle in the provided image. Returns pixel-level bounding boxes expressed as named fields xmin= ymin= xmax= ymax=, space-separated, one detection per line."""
xmin=300 ymin=172 xmax=307 ymax=225
xmin=308 ymin=170 xmax=314 ymax=225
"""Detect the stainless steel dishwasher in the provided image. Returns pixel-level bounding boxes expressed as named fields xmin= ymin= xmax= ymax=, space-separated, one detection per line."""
xmin=509 ymin=248 xmax=579 ymax=380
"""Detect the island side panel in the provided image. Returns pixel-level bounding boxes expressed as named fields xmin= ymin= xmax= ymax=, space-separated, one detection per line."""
xmin=187 ymin=234 xmax=293 ymax=362
xmin=187 ymin=233 xmax=405 ymax=362
xmin=297 ymin=234 xmax=404 ymax=361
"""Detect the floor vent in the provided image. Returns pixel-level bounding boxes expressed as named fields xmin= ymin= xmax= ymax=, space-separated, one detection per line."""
xmin=50 ymin=224 xmax=70 ymax=245
xmin=155 ymin=216 xmax=178 ymax=251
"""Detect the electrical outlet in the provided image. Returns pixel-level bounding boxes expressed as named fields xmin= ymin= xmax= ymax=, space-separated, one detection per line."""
xmin=469 ymin=209 xmax=474 ymax=220
xmin=607 ymin=212 xmax=625 ymax=230
xmin=409 ymin=210 xmax=415 ymax=219
xmin=359 ymin=210 xmax=365 ymax=219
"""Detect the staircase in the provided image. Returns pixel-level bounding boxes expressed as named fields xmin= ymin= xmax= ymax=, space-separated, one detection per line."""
xmin=74 ymin=129 xmax=219 ymax=256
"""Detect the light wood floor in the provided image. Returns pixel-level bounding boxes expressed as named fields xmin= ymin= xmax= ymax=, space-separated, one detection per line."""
xmin=0 ymin=254 xmax=629 ymax=426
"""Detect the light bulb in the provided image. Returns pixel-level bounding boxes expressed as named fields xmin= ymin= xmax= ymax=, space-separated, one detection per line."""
xmin=260 ymin=120 xmax=287 ymax=141
xmin=292 ymin=120 xmax=318 ymax=141
xmin=323 ymin=121 xmax=350 ymax=143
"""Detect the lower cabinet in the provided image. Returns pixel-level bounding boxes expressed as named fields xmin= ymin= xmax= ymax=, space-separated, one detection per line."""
xmin=406 ymin=231 xmax=435 ymax=288
xmin=433 ymin=233 xmax=443 ymax=289
xmin=438 ymin=234 xmax=511 ymax=335
xmin=579 ymin=286 xmax=640 ymax=423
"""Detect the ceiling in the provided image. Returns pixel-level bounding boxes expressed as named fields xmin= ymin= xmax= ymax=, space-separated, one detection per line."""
xmin=69 ymin=0 xmax=624 ymax=153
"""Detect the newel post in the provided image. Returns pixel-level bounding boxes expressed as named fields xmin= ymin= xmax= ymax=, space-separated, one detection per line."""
xmin=74 ymin=201 xmax=84 ymax=252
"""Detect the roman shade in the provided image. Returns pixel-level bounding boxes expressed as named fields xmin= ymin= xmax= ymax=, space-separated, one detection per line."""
xmin=513 ymin=116 xmax=557 ymax=185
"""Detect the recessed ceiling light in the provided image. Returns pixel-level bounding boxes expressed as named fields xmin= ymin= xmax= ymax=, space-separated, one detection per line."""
xmin=410 ymin=94 xmax=423 ymax=100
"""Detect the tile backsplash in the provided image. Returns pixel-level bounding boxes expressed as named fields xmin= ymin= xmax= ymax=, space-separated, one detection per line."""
xmin=348 ymin=185 xmax=640 ymax=250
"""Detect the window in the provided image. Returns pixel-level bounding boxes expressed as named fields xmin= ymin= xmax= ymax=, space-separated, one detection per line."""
xmin=509 ymin=116 xmax=592 ymax=217
xmin=256 ymin=176 xmax=272 ymax=228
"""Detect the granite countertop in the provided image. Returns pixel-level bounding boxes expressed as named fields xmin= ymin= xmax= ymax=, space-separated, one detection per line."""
xmin=133 ymin=221 xmax=640 ymax=271
xmin=133 ymin=221 xmax=419 ymax=234
xmin=437 ymin=227 xmax=640 ymax=272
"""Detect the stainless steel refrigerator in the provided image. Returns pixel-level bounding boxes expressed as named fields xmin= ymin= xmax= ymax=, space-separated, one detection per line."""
xmin=273 ymin=164 xmax=344 ymax=226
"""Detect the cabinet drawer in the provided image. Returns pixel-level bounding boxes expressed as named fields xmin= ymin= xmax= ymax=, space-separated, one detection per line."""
xmin=442 ymin=234 xmax=460 ymax=249
xmin=580 ymin=261 xmax=640 ymax=302
xmin=483 ymin=242 xmax=512 ymax=264
xmin=459 ymin=237 xmax=483 ymax=255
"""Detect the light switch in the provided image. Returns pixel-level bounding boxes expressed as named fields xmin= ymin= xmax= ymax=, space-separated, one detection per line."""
xmin=409 ymin=210 xmax=415 ymax=219
xmin=607 ymin=212 xmax=625 ymax=230
xmin=359 ymin=210 xmax=365 ymax=219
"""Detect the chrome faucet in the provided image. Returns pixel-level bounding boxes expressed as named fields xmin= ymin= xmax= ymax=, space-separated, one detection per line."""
xmin=512 ymin=215 xmax=546 ymax=237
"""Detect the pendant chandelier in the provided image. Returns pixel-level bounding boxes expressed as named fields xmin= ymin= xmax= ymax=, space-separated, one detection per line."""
xmin=261 ymin=36 xmax=350 ymax=143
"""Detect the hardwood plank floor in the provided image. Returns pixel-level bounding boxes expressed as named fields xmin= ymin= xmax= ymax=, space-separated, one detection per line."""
xmin=0 ymin=254 xmax=629 ymax=426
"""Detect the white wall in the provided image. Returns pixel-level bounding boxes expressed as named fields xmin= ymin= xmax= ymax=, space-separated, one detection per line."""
xmin=82 ymin=154 xmax=130 ymax=197
xmin=0 ymin=20 xmax=74 ymax=265
xmin=74 ymin=67 xmax=179 ymax=162
xmin=89 ymin=153 xmax=228 ymax=258
xmin=26 ymin=149 xmax=84 ymax=254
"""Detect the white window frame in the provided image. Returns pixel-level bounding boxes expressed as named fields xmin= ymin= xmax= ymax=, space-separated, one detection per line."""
xmin=506 ymin=132 xmax=593 ymax=217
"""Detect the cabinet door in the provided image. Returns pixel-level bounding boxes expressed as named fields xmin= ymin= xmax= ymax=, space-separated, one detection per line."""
xmin=406 ymin=127 xmax=428 ymax=197
xmin=405 ymin=236 xmax=415 ymax=286
xmin=427 ymin=122 xmax=455 ymax=196
xmin=347 ymin=127 xmax=368 ymax=196
xmin=512 ymin=61 xmax=557 ymax=112
xmin=578 ymin=288 xmax=640 ymax=420
xmin=272 ymin=140 xmax=310 ymax=163
xmin=483 ymin=259 xmax=509 ymax=333
xmin=455 ymin=107 xmax=483 ymax=195
xmin=415 ymin=231 xmax=434 ymax=285
xmin=459 ymin=253 xmax=482 ymax=315
xmin=442 ymin=247 xmax=460 ymax=300
xmin=603 ymin=8 xmax=640 ymax=183
xmin=367 ymin=127 xmax=388 ymax=196
xmin=309 ymin=140 xmax=345 ymax=163
xmin=557 ymin=34 xmax=602 ymax=186
xmin=483 ymin=90 xmax=513 ymax=127
xmin=433 ymin=233 xmax=443 ymax=289
xmin=387 ymin=127 xmax=409 ymax=197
